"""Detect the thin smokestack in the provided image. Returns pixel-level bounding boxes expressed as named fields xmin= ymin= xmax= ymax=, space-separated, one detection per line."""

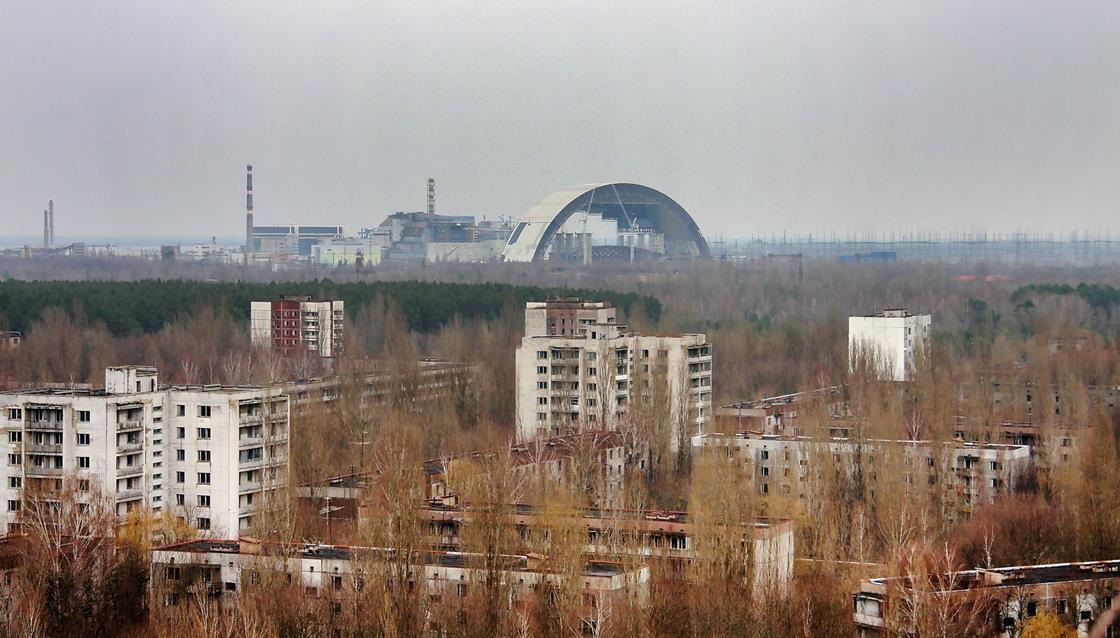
xmin=42 ymin=208 xmax=49 ymax=250
xmin=48 ymin=200 xmax=54 ymax=247
xmin=244 ymin=164 xmax=254 ymax=266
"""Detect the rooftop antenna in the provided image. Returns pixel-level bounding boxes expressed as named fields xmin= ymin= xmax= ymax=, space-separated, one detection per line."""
xmin=427 ymin=178 xmax=435 ymax=215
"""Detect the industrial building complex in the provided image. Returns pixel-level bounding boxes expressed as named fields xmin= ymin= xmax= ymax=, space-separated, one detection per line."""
xmin=233 ymin=170 xmax=714 ymax=268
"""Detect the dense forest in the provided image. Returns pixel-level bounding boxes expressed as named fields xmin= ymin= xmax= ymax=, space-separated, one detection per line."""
xmin=0 ymin=279 xmax=660 ymax=336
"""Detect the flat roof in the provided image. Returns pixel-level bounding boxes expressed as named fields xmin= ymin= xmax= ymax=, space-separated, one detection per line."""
xmin=425 ymin=502 xmax=790 ymax=531
xmin=152 ymin=539 xmax=638 ymax=577
xmin=2 ymin=383 xmax=279 ymax=398
xmin=864 ymin=559 xmax=1120 ymax=593
xmin=695 ymin=432 xmax=1029 ymax=452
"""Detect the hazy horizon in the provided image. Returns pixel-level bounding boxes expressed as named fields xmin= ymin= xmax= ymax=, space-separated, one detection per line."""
xmin=2 ymin=1 xmax=1119 ymax=238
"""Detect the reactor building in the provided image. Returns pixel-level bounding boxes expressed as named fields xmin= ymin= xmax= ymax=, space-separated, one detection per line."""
xmin=500 ymin=183 xmax=709 ymax=263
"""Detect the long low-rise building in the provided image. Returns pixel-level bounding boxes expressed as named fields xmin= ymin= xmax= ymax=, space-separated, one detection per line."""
xmin=854 ymin=559 xmax=1120 ymax=637
xmin=419 ymin=504 xmax=794 ymax=592
xmin=151 ymin=537 xmax=648 ymax=633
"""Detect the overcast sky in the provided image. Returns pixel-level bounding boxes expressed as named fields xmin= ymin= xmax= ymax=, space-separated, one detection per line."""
xmin=1 ymin=0 xmax=1118 ymax=239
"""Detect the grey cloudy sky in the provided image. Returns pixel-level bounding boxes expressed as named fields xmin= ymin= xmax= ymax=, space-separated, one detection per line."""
xmin=1 ymin=0 xmax=1118 ymax=238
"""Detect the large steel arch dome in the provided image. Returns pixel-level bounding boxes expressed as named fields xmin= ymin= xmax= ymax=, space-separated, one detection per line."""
xmin=501 ymin=183 xmax=710 ymax=262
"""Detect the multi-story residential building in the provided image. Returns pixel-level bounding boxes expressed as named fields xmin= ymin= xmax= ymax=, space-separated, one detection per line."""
xmin=849 ymin=308 xmax=932 ymax=382
xmin=250 ymin=296 xmax=344 ymax=358
xmin=854 ymin=559 xmax=1120 ymax=638
xmin=150 ymin=537 xmax=649 ymax=633
xmin=692 ymin=432 xmax=1030 ymax=516
xmin=515 ymin=299 xmax=711 ymax=451
xmin=0 ymin=366 xmax=289 ymax=536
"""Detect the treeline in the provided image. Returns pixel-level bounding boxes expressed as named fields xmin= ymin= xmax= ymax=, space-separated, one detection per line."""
xmin=1013 ymin=282 xmax=1120 ymax=313
xmin=0 ymin=279 xmax=660 ymax=336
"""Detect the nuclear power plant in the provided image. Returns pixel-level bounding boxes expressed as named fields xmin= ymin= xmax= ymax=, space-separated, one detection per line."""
xmin=233 ymin=165 xmax=708 ymax=269
xmin=5 ymin=168 xmax=711 ymax=267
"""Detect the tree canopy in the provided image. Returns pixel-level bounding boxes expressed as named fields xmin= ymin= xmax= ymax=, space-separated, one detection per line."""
xmin=0 ymin=279 xmax=660 ymax=337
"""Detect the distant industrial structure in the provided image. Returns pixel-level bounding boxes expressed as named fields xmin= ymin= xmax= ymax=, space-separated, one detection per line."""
xmin=242 ymin=164 xmax=349 ymax=265
xmin=501 ymin=183 xmax=710 ymax=263
xmin=41 ymin=200 xmax=54 ymax=250
xmin=250 ymin=297 xmax=344 ymax=358
xmin=236 ymin=179 xmax=708 ymax=268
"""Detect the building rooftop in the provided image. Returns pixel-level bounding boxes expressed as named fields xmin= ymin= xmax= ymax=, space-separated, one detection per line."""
xmin=423 ymin=501 xmax=790 ymax=532
xmin=855 ymin=308 xmax=927 ymax=319
xmin=695 ymin=431 xmax=1029 ymax=453
xmin=1 ymin=382 xmax=279 ymax=398
xmin=152 ymin=538 xmax=635 ymax=577
xmin=863 ymin=559 xmax=1120 ymax=594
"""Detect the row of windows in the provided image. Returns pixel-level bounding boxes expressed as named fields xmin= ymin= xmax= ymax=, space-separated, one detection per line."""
xmin=8 ymin=431 xmax=93 ymax=445
xmin=171 ymin=472 xmax=211 ymax=485
xmin=5 ymin=454 xmax=91 ymax=468
xmin=7 ymin=405 xmax=216 ymax=422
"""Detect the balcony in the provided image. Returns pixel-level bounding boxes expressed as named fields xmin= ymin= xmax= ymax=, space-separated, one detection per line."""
xmin=25 ymin=442 xmax=62 ymax=454
xmin=239 ymin=481 xmax=262 ymax=494
xmin=239 ymin=457 xmax=265 ymax=470
xmin=117 ymin=441 xmax=144 ymax=454
xmin=239 ymin=435 xmax=264 ymax=448
xmin=117 ymin=420 xmax=143 ymax=432
xmin=853 ymin=611 xmax=885 ymax=629
xmin=25 ymin=466 xmax=63 ymax=477
xmin=239 ymin=414 xmax=263 ymax=426
xmin=27 ymin=420 xmax=62 ymax=431
xmin=116 ymin=465 xmax=144 ymax=479
xmin=116 ymin=488 xmax=143 ymax=501
xmin=239 ymin=503 xmax=256 ymax=515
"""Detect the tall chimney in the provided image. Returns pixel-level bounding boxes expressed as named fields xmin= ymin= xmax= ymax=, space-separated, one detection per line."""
xmin=48 ymin=200 xmax=54 ymax=247
xmin=427 ymin=178 xmax=435 ymax=215
xmin=42 ymin=209 xmax=49 ymax=249
xmin=245 ymin=164 xmax=254 ymax=266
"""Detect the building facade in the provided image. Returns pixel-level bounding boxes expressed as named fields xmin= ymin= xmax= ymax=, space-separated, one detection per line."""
xmin=151 ymin=538 xmax=649 ymax=633
xmin=419 ymin=505 xmax=794 ymax=593
xmin=250 ymin=297 xmax=344 ymax=358
xmin=515 ymin=300 xmax=711 ymax=451
xmin=848 ymin=309 xmax=932 ymax=382
xmin=692 ymin=432 xmax=1030 ymax=517
xmin=0 ymin=367 xmax=289 ymax=536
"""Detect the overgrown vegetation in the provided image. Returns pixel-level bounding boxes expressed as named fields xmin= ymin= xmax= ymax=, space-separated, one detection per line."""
xmin=3 ymin=259 xmax=1120 ymax=636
